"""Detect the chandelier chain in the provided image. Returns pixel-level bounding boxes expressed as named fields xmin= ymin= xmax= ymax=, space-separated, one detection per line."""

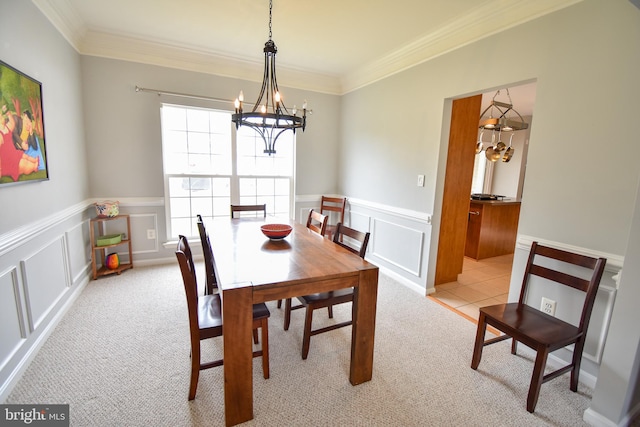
xmin=268 ymin=0 xmax=273 ymax=40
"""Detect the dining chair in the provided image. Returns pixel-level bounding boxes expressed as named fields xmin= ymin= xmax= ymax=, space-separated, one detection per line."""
xmin=175 ymin=235 xmax=270 ymax=400
xmin=284 ymin=223 xmax=370 ymax=359
xmin=230 ymin=203 xmax=267 ymax=218
xmin=320 ymin=196 xmax=346 ymax=240
xmin=306 ymin=209 xmax=328 ymax=236
xmin=196 ymin=214 xmax=216 ymax=295
xmin=470 ymin=241 xmax=606 ymax=412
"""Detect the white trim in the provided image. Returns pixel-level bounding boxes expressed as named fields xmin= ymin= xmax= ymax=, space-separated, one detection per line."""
xmin=516 ymin=235 xmax=624 ymax=272
xmin=583 ymin=407 xmax=620 ymax=427
xmin=32 ymin=0 xmax=581 ymax=95
xmin=379 ymin=268 xmax=426 ymax=296
xmin=0 ymin=201 xmax=90 ymax=256
xmin=348 ymin=197 xmax=432 ymax=223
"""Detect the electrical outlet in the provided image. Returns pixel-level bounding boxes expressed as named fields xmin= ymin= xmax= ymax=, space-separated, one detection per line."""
xmin=541 ymin=297 xmax=557 ymax=316
xmin=147 ymin=229 xmax=156 ymax=240
xmin=417 ymin=175 xmax=425 ymax=187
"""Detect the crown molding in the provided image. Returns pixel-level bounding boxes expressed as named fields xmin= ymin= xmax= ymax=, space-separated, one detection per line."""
xmin=80 ymin=31 xmax=343 ymax=95
xmin=340 ymin=0 xmax=583 ymax=93
xmin=33 ymin=0 xmax=582 ymax=96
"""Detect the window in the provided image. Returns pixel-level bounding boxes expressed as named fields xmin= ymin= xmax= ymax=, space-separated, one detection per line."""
xmin=161 ymin=104 xmax=294 ymax=239
xmin=471 ymin=154 xmax=487 ymax=194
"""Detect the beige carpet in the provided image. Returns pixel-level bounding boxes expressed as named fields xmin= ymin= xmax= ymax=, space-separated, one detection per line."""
xmin=5 ymin=263 xmax=593 ymax=426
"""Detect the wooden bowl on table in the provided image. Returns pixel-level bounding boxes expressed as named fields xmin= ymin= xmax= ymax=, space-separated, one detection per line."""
xmin=260 ymin=224 xmax=292 ymax=240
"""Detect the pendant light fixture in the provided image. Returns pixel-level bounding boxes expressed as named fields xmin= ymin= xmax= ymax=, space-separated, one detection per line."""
xmin=231 ymin=0 xmax=308 ymax=155
xmin=478 ymin=89 xmax=528 ymax=132
xmin=478 ymin=88 xmax=528 ymax=162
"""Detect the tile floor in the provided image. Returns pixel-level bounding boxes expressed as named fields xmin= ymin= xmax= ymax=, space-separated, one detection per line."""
xmin=429 ymin=254 xmax=514 ymax=321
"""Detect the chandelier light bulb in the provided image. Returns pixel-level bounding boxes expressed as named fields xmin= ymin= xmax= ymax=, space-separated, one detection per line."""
xmin=261 ymin=105 xmax=267 ymax=114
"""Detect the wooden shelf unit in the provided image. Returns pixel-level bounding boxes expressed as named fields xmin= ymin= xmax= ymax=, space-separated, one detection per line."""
xmin=90 ymin=214 xmax=133 ymax=280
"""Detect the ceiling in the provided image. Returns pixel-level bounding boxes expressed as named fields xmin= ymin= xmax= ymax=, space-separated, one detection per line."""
xmin=32 ymin=0 xmax=577 ymax=112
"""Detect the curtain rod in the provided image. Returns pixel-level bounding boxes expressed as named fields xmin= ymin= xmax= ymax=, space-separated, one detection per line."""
xmin=135 ymin=86 xmax=234 ymax=104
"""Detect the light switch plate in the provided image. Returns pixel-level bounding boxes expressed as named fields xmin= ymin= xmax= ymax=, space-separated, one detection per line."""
xmin=417 ymin=175 xmax=425 ymax=187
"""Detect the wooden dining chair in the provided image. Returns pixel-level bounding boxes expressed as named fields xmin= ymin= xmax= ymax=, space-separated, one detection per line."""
xmin=470 ymin=241 xmax=606 ymax=413
xmin=284 ymin=223 xmax=370 ymax=359
xmin=306 ymin=209 xmax=328 ymax=235
xmin=196 ymin=214 xmax=216 ymax=295
xmin=175 ymin=235 xmax=270 ymax=401
xmin=320 ymin=196 xmax=346 ymax=240
xmin=230 ymin=203 xmax=267 ymax=218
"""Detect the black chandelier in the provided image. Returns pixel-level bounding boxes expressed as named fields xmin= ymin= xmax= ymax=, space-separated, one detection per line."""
xmin=231 ymin=0 xmax=308 ymax=155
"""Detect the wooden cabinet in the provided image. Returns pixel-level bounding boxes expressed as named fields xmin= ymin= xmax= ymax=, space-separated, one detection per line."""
xmin=90 ymin=214 xmax=133 ymax=280
xmin=465 ymin=201 xmax=521 ymax=260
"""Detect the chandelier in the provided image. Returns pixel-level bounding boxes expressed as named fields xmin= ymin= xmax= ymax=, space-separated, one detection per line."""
xmin=231 ymin=0 xmax=308 ymax=155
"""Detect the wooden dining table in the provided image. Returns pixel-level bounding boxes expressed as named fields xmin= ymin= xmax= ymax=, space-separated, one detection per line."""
xmin=208 ymin=218 xmax=379 ymax=426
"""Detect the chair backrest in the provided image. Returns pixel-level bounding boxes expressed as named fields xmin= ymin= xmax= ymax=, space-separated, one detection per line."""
xmin=306 ymin=209 xmax=328 ymax=235
xmin=332 ymin=222 xmax=370 ymax=259
xmin=230 ymin=204 xmax=267 ymax=218
xmin=518 ymin=241 xmax=606 ymax=333
xmin=196 ymin=214 xmax=217 ymax=294
xmin=320 ymin=196 xmax=346 ymax=225
xmin=176 ymin=235 xmax=200 ymax=336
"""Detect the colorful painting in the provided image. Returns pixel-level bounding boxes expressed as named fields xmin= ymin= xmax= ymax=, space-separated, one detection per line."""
xmin=0 ymin=60 xmax=48 ymax=185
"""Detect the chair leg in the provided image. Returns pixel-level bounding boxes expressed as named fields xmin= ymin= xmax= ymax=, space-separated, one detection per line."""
xmin=570 ymin=338 xmax=586 ymax=392
xmin=284 ymin=298 xmax=292 ymax=331
xmin=327 ymin=304 xmax=333 ymax=318
xmin=527 ymin=347 xmax=549 ymax=413
xmin=511 ymin=338 xmax=518 ymax=355
xmin=253 ymin=329 xmax=259 ymax=344
xmin=301 ymin=306 xmax=314 ymax=360
xmin=260 ymin=318 xmax=270 ymax=379
xmin=471 ymin=312 xmax=488 ymax=370
xmin=277 ymin=299 xmax=282 ymax=309
xmin=188 ymin=341 xmax=201 ymax=400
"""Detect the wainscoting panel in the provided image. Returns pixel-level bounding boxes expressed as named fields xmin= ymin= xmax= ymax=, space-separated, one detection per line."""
xmin=21 ymin=237 xmax=69 ymax=332
xmin=347 ymin=211 xmax=371 ymax=233
xmin=130 ymin=213 xmax=159 ymax=254
xmin=370 ymin=218 xmax=424 ymax=277
xmin=65 ymin=219 xmax=91 ymax=285
xmin=583 ymin=285 xmax=616 ymax=364
xmin=0 ymin=268 xmax=25 ymax=372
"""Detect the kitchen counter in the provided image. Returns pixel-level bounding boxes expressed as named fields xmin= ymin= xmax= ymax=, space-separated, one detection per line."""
xmin=468 ymin=198 xmax=521 ymax=205
xmin=465 ymin=199 xmax=521 ymax=260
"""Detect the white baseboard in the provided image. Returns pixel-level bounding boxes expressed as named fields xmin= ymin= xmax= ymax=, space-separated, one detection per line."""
xmin=583 ymin=407 xmax=621 ymax=427
xmin=378 ymin=265 xmax=426 ymax=296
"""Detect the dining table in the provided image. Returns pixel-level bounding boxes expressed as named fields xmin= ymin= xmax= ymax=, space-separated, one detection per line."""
xmin=208 ymin=217 xmax=379 ymax=426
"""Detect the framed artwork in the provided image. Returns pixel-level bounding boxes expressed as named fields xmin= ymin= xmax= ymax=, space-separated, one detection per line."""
xmin=0 ymin=60 xmax=49 ymax=185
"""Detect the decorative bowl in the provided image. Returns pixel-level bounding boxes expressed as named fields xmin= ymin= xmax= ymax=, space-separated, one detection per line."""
xmin=95 ymin=200 xmax=119 ymax=218
xmin=260 ymin=224 xmax=292 ymax=240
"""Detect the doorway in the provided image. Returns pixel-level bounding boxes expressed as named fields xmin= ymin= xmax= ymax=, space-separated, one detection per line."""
xmin=431 ymin=82 xmax=536 ymax=317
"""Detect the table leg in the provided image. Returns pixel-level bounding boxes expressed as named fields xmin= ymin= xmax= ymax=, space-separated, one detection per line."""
xmin=222 ymin=283 xmax=254 ymax=426
xmin=350 ymin=268 xmax=379 ymax=385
